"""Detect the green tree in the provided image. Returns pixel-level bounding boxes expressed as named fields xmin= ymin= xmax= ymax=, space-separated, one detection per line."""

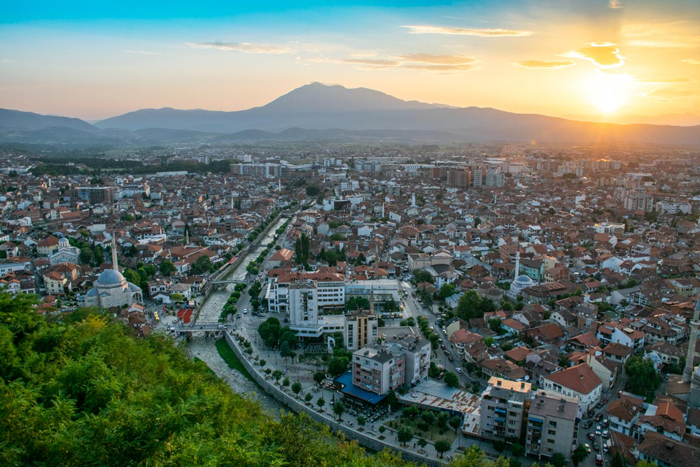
xmin=435 ymin=439 xmax=451 ymax=458
xmin=317 ymin=397 xmax=325 ymax=410
xmin=550 ymin=452 xmax=568 ymax=467
xmin=610 ymin=452 xmax=628 ymax=467
xmin=123 ymin=268 xmax=140 ymax=285
xmin=572 ymin=445 xmax=590 ymax=467
xmin=159 ymin=259 xmax=177 ymax=276
xmin=305 ymin=393 xmax=313 ymax=403
xmin=440 ymin=283 xmax=456 ymax=298
xmin=397 ymin=426 xmax=414 ymax=447
xmin=333 ymin=401 xmax=345 ymax=421
xmin=357 ymin=415 xmax=366 ymax=427
xmin=413 ymin=269 xmax=434 ymax=284
xmin=314 ymin=371 xmax=325 ymax=386
xmin=291 ymin=382 xmax=302 ymax=395
xmin=444 ymin=371 xmax=460 ymax=388
xmin=192 ymin=255 xmax=212 ymax=274
xmin=328 ymin=356 xmax=349 ymax=377
xmin=624 ymin=356 xmax=662 ymax=399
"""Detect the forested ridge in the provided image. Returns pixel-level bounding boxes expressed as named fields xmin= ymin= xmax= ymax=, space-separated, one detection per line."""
xmin=0 ymin=293 xmax=413 ymax=467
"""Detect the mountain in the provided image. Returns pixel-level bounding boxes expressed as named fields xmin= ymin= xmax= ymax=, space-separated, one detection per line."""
xmin=94 ymin=83 xmax=700 ymax=145
xmin=0 ymin=108 xmax=96 ymax=132
xmin=2 ymin=83 xmax=700 ymax=146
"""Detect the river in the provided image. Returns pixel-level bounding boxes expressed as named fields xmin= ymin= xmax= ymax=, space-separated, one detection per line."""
xmin=188 ymin=217 xmax=287 ymax=415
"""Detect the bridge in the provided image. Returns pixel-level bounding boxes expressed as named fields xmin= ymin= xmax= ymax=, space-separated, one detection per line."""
xmin=169 ymin=322 xmax=229 ymax=333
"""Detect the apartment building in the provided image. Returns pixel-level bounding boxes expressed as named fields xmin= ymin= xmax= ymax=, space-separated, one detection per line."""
xmin=526 ymin=393 xmax=578 ymax=459
xmin=345 ymin=309 xmax=378 ymax=351
xmin=480 ymin=377 xmax=533 ymax=440
xmin=352 ymin=347 xmax=405 ymax=396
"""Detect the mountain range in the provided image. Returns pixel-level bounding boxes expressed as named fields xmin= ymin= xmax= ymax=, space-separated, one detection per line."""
xmin=1 ymin=83 xmax=699 ymax=147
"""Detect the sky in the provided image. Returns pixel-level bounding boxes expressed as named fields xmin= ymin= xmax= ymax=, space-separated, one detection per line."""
xmin=1 ymin=0 xmax=699 ymax=122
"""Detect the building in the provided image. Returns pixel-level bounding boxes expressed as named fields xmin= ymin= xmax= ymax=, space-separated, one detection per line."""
xmin=542 ymin=363 xmax=602 ymax=415
xmin=526 ymin=392 xmax=578 ymax=459
xmin=345 ymin=279 xmax=400 ymax=310
xmin=49 ymin=238 xmax=80 ymax=265
xmin=344 ymin=309 xmax=378 ymax=351
xmin=76 ymin=186 xmax=116 ymax=205
xmin=352 ymin=346 xmax=405 ymax=396
xmin=607 ymin=395 xmax=643 ymax=436
xmin=386 ymin=332 xmax=431 ymax=386
xmin=635 ymin=431 xmax=700 ymax=467
xmin=480 ymin=377 xmax=533 ymax=440
xmin=84 ymin=236 xmax=143 ymax=309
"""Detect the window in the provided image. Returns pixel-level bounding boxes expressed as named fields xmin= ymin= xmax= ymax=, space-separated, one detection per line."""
xmin=549 ymin=421 xmax=557 ymax=428
xmin=548 ymin=430 xmax=556 ymax=435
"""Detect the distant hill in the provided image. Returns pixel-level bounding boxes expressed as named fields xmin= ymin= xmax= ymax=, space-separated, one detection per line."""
xmin=95 ymin=83 xmax=700 ymax=145
xmin=0 ymin=108 xmax=96 ymax=132
xmin=2 ymin=83 xmax=700 ymax=146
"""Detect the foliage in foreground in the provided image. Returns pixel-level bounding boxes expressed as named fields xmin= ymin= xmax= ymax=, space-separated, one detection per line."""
xmin=0 ymin=293 xmax=413 ymax=467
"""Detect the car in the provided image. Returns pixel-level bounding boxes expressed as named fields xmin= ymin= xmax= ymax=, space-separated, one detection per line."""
xmin=243 ymin=308 xmax=248 ymax=314
xmin=583 ymin=444 xmax=591 ymax=453
xmin=592 ymin=442 xmax=600 ymax=451
xmin=595 ymin=454 xmax=603 ymax=465
xmin=448 ymin=355 xmax=454 ymax=362
xmin=602 ymin=430 xmax=609 ymax=438
xmin=588 ymin=433 xmax=596 ymax=442
xmin=583 ymin=420 xmax=593 ymax=429
xmin=603 ymin=446 xmax=610 ymax=454
xmin=456 ymin=367 xmax=462 ymax=373
xmin=595 ymin=426 xmax=602 ymax=436
xmin=439 ymin=338 xmax=444 ymax=344
xmin=602 ymin=418 xmax=609 ymax=427
xmin=594 ymin=413 xmax=603 ymax=422
xmin=441 ymin=344 xmax=447 ymax=350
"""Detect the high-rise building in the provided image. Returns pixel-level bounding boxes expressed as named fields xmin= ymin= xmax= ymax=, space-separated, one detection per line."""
xmin=77 ymin=186 xmax=115 ymax=205
xmin=345 ymin=310 xmax=378 ymax=351
xmin=352 ymin=346 xmax=405 ymax=396
xmin=480 ymin=377 xmax=533 ymax=440
xmin=526 ymin=392 xmax=578 ymax=459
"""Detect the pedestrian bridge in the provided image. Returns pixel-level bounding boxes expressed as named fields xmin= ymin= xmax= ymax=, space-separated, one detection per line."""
xmin=170 ymin=322 xmax=228 ymax=333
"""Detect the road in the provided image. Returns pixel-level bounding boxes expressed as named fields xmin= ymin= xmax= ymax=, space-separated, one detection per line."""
xmin=399 ymin=281 xmax=481 ymax=390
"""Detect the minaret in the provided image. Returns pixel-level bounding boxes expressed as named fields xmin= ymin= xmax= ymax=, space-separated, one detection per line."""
xmin=111 ymin=233 xmax=118 ymax=271
xmin=683 ymin=296 xmax=700 ymax=383
xmin=369 ymin=290 xmax=375 ymax=315
xmin=411 ymin=193 xmax=416 ymax=208
xmin=514 ymin=249 xmax=521 ymax=280
xmin=184 ymin=227 xmax=189 ymax=246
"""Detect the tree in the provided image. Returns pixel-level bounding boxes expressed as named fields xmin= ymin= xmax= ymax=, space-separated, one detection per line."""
xmin=418 ymin=438 xmax=428 ymax=449
xmin=444 ymin=371 xmax=460 ymax=388
xmin=333 ymin=401 xmax=345 ymax=421
xmin=624 ymin=356 xmax=662 ymax=399
xmin=159 ymin=259 xmax=177 ymax=276
xmin=328 ymin=356 xmax=349 ymax=377
xmin=291 ymin=382 xmax=302 ymax=395
xmin=314 ymin=371 xmax=325 ymax=386
xmin=572 ymin=445 xmax=590 ymax=467
xmin=273 ymin=370 xmax=283 ymax=382
xmin=550 ymin=452 xmax=568 ymax=467
xmin=282 ymin=377 xmax=290 ymax=387
xmin=397 ymin=426 xmax=414 ymax=447
xmin=413 ymin=269 xmax=434 ymax=284
xmin=511 ymin=443 xmax=525 ymax=458
xmin=440 ymin=283 xmax=456 ymax=298
xmin=123 ymin=268 xmax=140 ymax=285
xmin=305 ymin=185 xmax=320 ymax=197
xmin=610 ymin=452 xmax=628 ymax=467
xmin=316 ymin=397 xmax=325 ymax=410
xmin=79 ymin=247 xmax=93 ymax=265
xmin=305 ymin=393 xmax=313 ymax=403
xmin=192 ymin=255 xmax=213 ymax=274
xmin=357 ymin=415 xmax=366 ymax=427
xmin=449 ymin=415 xmax=462 ymax=432
xmin=434 ymin=439 xmax=451 ymax=458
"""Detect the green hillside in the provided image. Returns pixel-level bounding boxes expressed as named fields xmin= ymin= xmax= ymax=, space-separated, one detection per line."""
xmin=0 ymin=293 xmax=413 ymax=467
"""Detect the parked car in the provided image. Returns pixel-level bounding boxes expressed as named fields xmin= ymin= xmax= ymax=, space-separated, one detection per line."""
xmin=588 ymin=433 xmax=596 ymax=442
xmin=593 ymin=442 xmax=600 ymax=451
xmin=595 ymin=426 xmax=602 ymax=436
xmin=583 ymin=420 xmax=593 ymax=429
xmin=448 ymin=355 xmax=454 ymax=362
xmin=602 ymin=430 xmax=609 ymax=438
xmin=596 ymin=454 xmax=603 ymax=465
xmin=594 ymin=413 xmax=603 ymax=422
xmin=456 ymin=367 xmax=462 ymax=373
xmin=583 ymin=444 xmax=591 ymax=453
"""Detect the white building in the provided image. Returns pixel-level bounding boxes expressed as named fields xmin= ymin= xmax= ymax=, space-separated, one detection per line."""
xmin=542 ymin=363 xmax=602 ymax=415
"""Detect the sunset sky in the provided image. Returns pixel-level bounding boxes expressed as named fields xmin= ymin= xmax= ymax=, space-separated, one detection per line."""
xmin=1 ymin=0 xmax=699 ymax=122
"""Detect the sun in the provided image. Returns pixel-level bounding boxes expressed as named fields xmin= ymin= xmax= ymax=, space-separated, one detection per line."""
xmin=581 ymin=71 xmax=635 ymax=114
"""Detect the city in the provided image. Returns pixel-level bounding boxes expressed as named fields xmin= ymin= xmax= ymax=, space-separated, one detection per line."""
xmin=1 ymin=1 xmax=700 ymax=466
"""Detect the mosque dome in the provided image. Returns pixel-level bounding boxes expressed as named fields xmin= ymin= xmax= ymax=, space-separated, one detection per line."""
xmin=95 ymin=269 xmax=126 ymax=287
xmin=515 ymin=275 xmax=535 ymax=285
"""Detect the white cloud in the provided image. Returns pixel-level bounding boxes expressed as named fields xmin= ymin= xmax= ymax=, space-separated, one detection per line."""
xmin=517 ymin=60 xmax=575 ymax=69
xmin=187 ymin=42 xmax=295 ymax=55
xmin=563 ymin=43 xmax=624 ymax=68
xmin=402 ymin=25 xmax=532 ymax=37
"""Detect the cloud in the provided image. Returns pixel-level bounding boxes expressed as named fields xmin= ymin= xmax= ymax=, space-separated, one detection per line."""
xmin=401 ymin=64 xmax=477 ymax=71
xmin=609 ymin=0 xmax=623 ymax=9
xmin=402 ymin=25 xmax=532 ymax=37
xmin=623 ymin=22 xmax=700 ymax=48
xmin=517 ymin=60 xmax=575 ymax=69
xmin=342 ymin=58 xmax=399 ymax=67
xmin=645 ymin=88 xmax=695 ymax=99
xmin=1 ymin=58 xmax=16 ymax=63
xmin=397 ymin=54 xmax=475 ymax=65
xmin=637 ymin=78 xmax=692 ymax=84
xmin=125 ymin=50 xmax=158 ymax=55
xmin=682 ymin=59 xmax=700 ymax=65
xmin=564 ymin=43 xmax=624 ymax=68
xmin=187 ymin=41 xmax=295 ymax=54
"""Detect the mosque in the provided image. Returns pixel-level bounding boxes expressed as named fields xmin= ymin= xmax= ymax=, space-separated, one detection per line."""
xmin=84 ymin=235 xmax=143 ymax=309
xmin=507 ymin=250 xmax=535 ymax=299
